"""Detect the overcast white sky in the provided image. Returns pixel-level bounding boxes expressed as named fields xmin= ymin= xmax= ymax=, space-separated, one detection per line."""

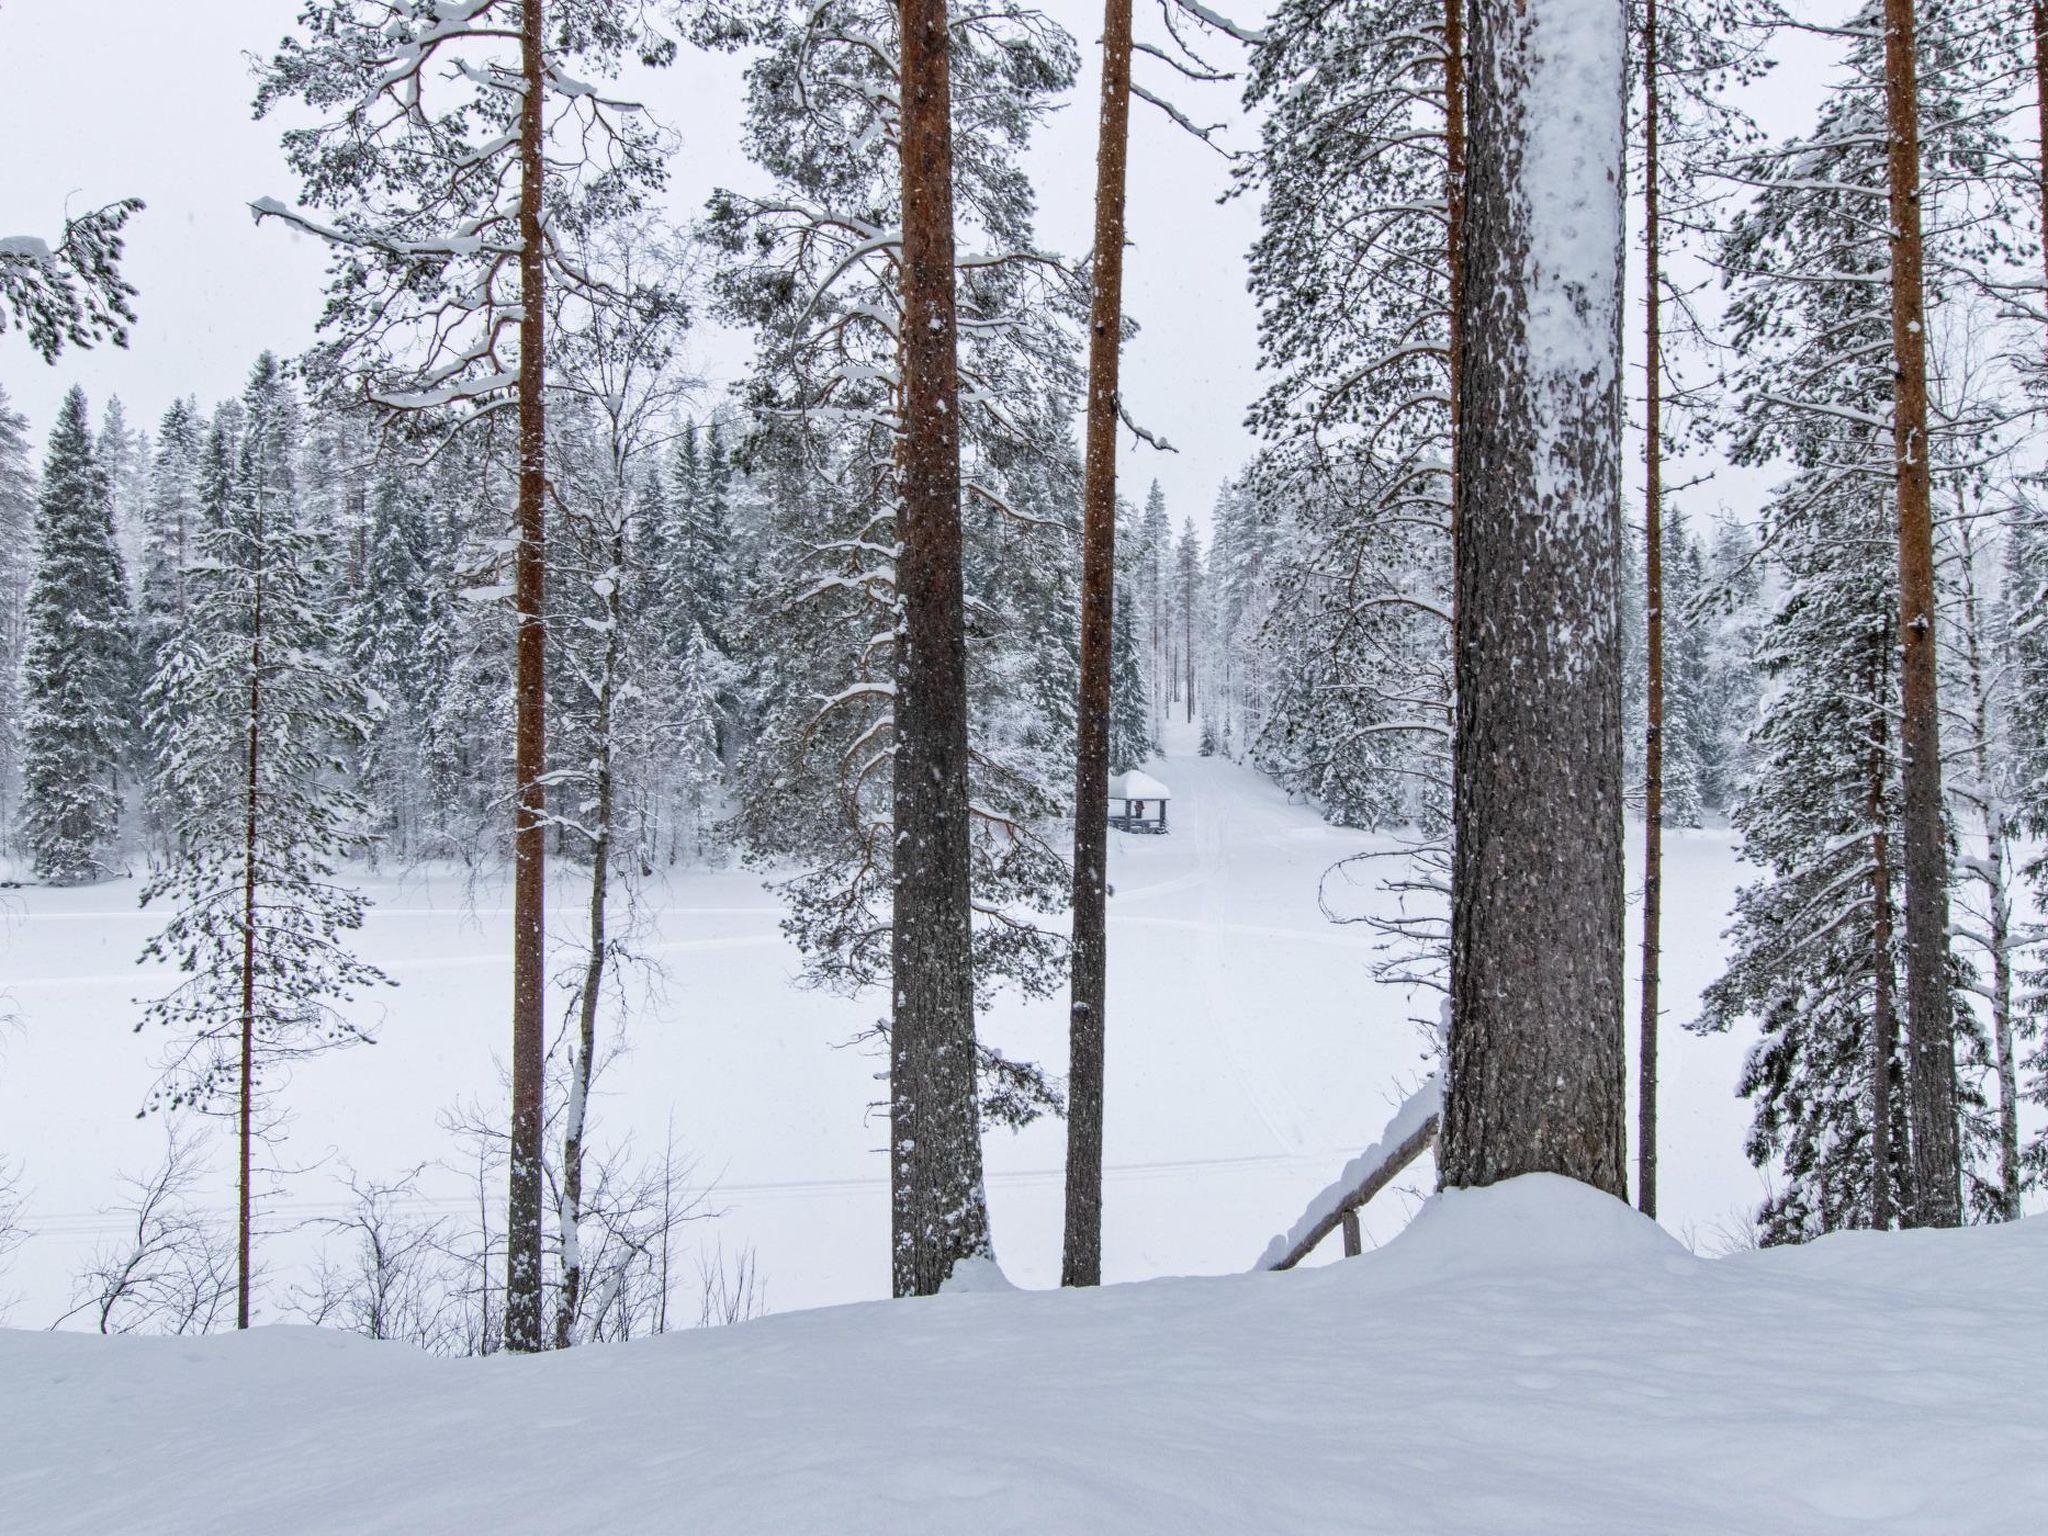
xmin=0 ymin=0 xmax=1264 ymax=533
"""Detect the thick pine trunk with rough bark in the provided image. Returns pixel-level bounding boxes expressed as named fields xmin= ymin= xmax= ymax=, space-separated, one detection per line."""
xmin=1879 ymin=0 xmax=1960 ymax=1228
xmin=1062 ymin=0 xmax=1134 ymax=1291
xmin=1637 ymin=0 xmax=1663 ymax=1221
xmin=505 ymin=0 xmax=550 ymax=1353
xmin=891 ymin=0 xmax=991 ymax=1298
xmin=1440 ymin=0 xmax=1628 ymax=1199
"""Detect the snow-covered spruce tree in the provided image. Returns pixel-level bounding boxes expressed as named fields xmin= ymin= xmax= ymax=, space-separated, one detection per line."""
xmin=139 ymin=354 xmax=391 ymax=1328
xmin=1695 ymin=5 xmax=2003 ymax=1232
xmin=0 ymin=384 xmax=36 ymax=850
xmin=19 ymin=386 xmax=133 ymax=884
xmin=1108 ymin=574 xmax=1152 ymax=775
xmin=1203 ymin=474 xmax=1277 ymax=764
xmin=254 ymin=0 xmax=680 ymax=1351
xmin=133 ymin=398 xmax=205 ymax=855
xmin=710 ymin=0 xmax=1083 ymax=1293
xmin=1133 ymin=481 xmax=1174 ymax=733
xmin=2009 ymin=506 xmax=2048 ymax=1190
xmin=1698 ymin=517 xmax=1764 ymax=812
xmin=0 ymin=199 xmax=143 ymax=362
xmin=97 ymin=397 xmax=152 ymax=614
xmin=349 ymin=462 xmax=442 ymax=860
xmin=1439 ymin=0 xmax=1628 ymax=1197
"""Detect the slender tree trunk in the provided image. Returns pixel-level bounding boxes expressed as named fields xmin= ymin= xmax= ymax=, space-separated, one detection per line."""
xmin=1061 ymin=0 xmax=1134 ymax=1291
xmin=2035 ymin=3 xmax=2048 ymax=347
xmin=505 ymin=0 xmax=550 ymax=1352
xmin=1868 ymin=644 xmax=1899 ymax=1228
xmin=1879 ymin=0 xmax=1960 ymax=1227
xmin=1636 ymin=0 xmax=1663 ymax=1221
xmin=1440 ymin=0 xmax=1628 ymax=1198
xmin=557 ymin=543 xmax=621 ymax=1347
xmin=237 ymin=493 xmax=265 ymax=1331
xmin=891 ymin=0 xmax=990 ymax=1297
xmin=1956 ymin=520 xmax=2020 ymax=1218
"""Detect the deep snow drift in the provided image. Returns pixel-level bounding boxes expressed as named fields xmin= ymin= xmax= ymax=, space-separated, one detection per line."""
xmin=9 ymin=1175 xmax=2043 ymax=1534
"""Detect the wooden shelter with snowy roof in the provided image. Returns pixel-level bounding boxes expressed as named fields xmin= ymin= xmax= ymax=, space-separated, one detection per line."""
xmin=1108 ymin=771 xmax=1171 ymax=834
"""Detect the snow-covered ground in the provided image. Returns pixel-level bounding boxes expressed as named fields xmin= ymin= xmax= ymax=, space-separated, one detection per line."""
xmin=0 ymin=726 xmax=1764 ymax=1323
xmin=10 ymin=1174 xmax=2044 ymax=1533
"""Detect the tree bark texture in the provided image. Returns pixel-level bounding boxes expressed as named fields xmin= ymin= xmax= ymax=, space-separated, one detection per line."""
xmin=892 ymin=0 xmax=991 ymax=1298
xmin=1879 ymin=0 xmax=1961 ymax=1228
xmin=1637 ymin=0 xmax=1663 ymax=1221
xmin=505 ymin=0 xmax=550 ymax=1352
xmin=1440 ymin=0 xmax=1628 ymax=1199
xmin=1062 ymin=0 xmax=1134 ymax=1291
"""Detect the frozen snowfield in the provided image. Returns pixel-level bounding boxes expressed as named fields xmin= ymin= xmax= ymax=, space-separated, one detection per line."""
xmin=8 ymin=1174 xmax=2044 ymax=1533
xmin=0 ymin=729 xmax=1763 ymax=1323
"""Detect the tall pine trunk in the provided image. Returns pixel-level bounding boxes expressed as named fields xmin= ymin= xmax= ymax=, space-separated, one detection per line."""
xmin=237 ymin=484 xmax=265 ymax=1331
xmin=1062 ymin=0 xmax=1134 ymax=1290
xmin=1879 ymin=0 xmax=1960 ymax=1227
xmin=1440 ymin=0 xmax=1628 ymax=1198
xmin=1637 ymin=0 xmax=1663 ymax=1220
xmin=505 ymin=0 xmax=550 ymax=1351
xmin=892 ymin=0 xmax=991 ymax=1297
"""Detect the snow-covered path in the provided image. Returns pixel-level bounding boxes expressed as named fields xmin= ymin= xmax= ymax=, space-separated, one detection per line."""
xmin=0 ymin=725 xmax=1760 ymax=1323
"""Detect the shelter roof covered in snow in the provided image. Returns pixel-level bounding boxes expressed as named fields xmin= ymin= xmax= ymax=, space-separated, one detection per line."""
xmin=1109 ymin=771 xmax=1171 ymax=802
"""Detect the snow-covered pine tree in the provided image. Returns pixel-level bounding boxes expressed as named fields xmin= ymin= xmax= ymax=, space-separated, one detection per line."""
xmin=2007 ymin=506 xmax=2048 ymax=1190
xmin=710 ymin=0 xmax=1083 ymax=1293
xmin=19 ymin=386 xmax=132 ymax=883
xmin=0 ymin=198 xmax=143 ymax=361
xmin=1440 ymin=0 xmax=1628 ymax=1197
xmin=1940 ymin=495 xmax=2023 ymax=1217
xmin=1696 ymin=3 xmax=2001 ymax=1232
xmin=1630 ymin=0 xmax=1776 ymax=1215
xmin=1238 ymin=0 xmax=1459 ymax=1009
xmin=255 ymin=0 xmax=682 ymax=1350
xmin=0 ymin=384 xmax=35 ymax=851
xmin=139 ymin=354 xmax=390 ymax=1327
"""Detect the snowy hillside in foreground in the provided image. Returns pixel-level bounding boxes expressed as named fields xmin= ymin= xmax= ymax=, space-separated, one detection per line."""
xmin=0 ymin=741 xmax=1769 ymax=1325
xmin=10 ymin=1175 xmax=2044 ymax=1534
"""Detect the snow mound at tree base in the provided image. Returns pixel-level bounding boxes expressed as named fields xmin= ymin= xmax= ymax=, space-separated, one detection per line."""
xmin=10 ymin=1175 xmax=2044 ymax=1534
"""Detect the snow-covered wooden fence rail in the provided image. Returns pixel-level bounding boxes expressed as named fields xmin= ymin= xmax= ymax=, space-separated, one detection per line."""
xmin=1258 ymin=1076 xmax=1441 ymax=1272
